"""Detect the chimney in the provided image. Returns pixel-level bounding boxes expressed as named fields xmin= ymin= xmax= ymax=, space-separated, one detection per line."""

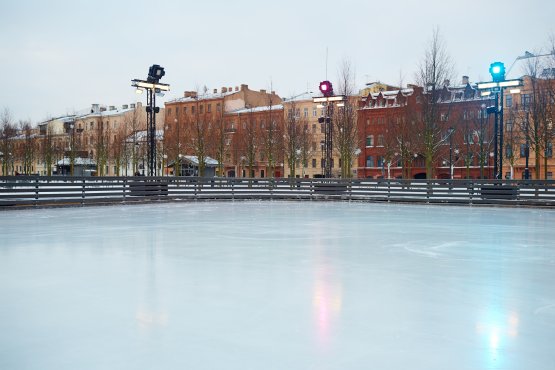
xmin=130 ymin=103 xmax=136 ymax=109
xmin=235 ymin=86 xmax=239 ymax=91
xmin=213 ymin=89 xmax=217 ymax=94
xmin=271 ymin=91 xmax=275 ymax=95
xmin=240 ymin=84 xmax=248 ymax=91
xmin=462 ymin=75 xmax=469 ymax=85
xmin=222 ymin=87 xmax=227 ymax=93
xmin=122 ymin=104 xmax=128 ymax=109
xmin=228 ymin=87 xmax=232 ymax=92
xmin=260 ymin=89 xmax=266 ymax=94
xmin=443 ymin=79 xmax=450 ymax=87
xmin=109 ymin=106 xmax=116 ymax=111
xmin=91 ymin=104 xmax=100 ymax=113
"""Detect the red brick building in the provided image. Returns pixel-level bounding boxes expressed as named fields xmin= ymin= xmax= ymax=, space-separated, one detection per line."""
xmin=164 ymin=84 xmax=282 ymax=177
xmin=357 ymin=78 xmax=495 ymax=179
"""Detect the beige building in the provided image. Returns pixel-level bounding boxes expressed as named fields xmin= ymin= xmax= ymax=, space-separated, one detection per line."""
xmin=9 ymin=102 xmax=164 ymax=176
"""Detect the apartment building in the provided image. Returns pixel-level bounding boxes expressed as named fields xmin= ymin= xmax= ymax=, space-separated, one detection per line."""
xmin=357 ymin=77 xmax=494 ymax=179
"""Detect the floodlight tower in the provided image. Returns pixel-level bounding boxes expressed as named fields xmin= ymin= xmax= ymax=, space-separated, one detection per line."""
xmin=319 ymin=81 xmax=334 ymax=178
xmin=132 ymin=65 xmax=170 ymax=176
xmin=477 ymin=62 xmax=522 ymax=179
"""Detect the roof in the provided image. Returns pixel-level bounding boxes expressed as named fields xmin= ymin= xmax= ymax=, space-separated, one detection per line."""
xmin=230 ymin=104 xmax=284 ymax=114
xmin=79 ymin=106 xmax=135 ymax=119
xmin=167 ymin=155 xmax=218 ymax=167
xmin=168 ymin=90 xmax=236 ymax=104
xmin=281 ymin=92 xmax=319 ymax=102
xmin=125 ymin=130 xmax=164 ymax=143
xmin=56 ymin=157 xmax=97 ymax=166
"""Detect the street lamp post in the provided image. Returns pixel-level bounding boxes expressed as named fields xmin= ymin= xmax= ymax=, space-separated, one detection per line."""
xmin=480 ymin=104 xmax=486 ymax=179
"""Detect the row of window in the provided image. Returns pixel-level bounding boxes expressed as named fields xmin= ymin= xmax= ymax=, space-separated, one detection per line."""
xmin=507 ymin=143 xmax=554 ymax=158
xmin=287 ymin=107 xmax=323 ymax=119
xmin=167 ymin=103 xmax=222 ymax=117
xmin=365 ymin=135 xmax=385 ymax=147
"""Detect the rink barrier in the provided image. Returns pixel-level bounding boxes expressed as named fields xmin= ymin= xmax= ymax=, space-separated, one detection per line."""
xmin=0 ymin=176 xmax=554 ymax=208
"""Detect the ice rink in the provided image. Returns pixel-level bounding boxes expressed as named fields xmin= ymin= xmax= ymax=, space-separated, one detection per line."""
xmin=1 ymin=201 xmax=555 ymax=370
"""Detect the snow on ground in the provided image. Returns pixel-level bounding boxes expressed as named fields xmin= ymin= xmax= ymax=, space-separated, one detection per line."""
xmin=1 ymin=202 xmax=555 ymax=370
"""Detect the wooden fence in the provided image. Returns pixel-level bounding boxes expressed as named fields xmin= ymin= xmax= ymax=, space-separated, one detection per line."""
xmin=1 ymin=176 xmax=554 ymax=209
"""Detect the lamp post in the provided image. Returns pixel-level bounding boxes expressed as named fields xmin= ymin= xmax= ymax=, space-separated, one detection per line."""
xmin=480 ymin=104 xmax=486 ymax=179
xmin=132 ymin=65 xmax=170 ymax=176
xmin=524 ymin=112 xmax=530 ymax=180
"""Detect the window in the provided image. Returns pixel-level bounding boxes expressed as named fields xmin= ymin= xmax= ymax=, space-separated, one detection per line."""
xmin=546 ymin=142 xmax=553 ymax=158
xmin=366 ymin=135 xmax=374 ymax=147
xmin=304 ymin=108 xmax=308 ymax=118
xmin=312 ymin=142 xmax=317 ymax=151
xmin=441 ymin=113 xmax=448 ymax=121
xmin=377 ymin=156 xmax=385 ymax=167
xmin=191 ymin=106 xmax=195 ymax=114
xmin=506 ymin=95 xmax=513 ymax=108
xmin=366 ymin=156 xmax=374 ymax=167
xmin=175 ymin=107 xmax=179 ymax=116
xmin=313 ymin=108 xmax=317 ymax=117
xmin=377 ymin=135 xmax=384 ymax=147
xmin=200 ymin=105 xmax=204 ymax=114
xmin=242 ymin=122 xmax=246 ymax=129
xmin=520 ymin=143 xmax=528 ymax=157
xmin=207 ymin=104 xmax=211 ymax=113
xmin=366 ymin=119 xmax=370 ymax=126
xmin=312 ymin=158 xmax=317 ymax=168
xmin=216 ymin=103 xmax=221 ymax=112
xmin=521 ymin=94 xmax=531 ymax=111
xmin=167 ymin=108 xmax=172 ymax=116
xmin=505 ymin=145 xmax=513 ymax=158
xmin=312 ymin=124 xmax=317 ymax=133
xmin=505 ymin=120 xmax=513 ymax=132
xmin=547 ymin=172 xmax=553 ymax=180
xmin=183 ymin=107 xmax=187 ymax=114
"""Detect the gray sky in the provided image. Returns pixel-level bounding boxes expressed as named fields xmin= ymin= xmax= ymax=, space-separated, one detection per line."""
xmin=1 ymin=0 xmax=553 ymax=123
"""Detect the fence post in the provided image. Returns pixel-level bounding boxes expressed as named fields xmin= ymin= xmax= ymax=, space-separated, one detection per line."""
xmin=82 ymin=178 xmax=86 ymax=206
xmin=123 ymin=177 xmax=127 ymax=203
xmin=34 ymin=176 xmax=39 ymax=207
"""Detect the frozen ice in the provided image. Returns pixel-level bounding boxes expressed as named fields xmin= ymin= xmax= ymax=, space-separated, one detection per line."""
xmin=1 ymin=201 xmax=555 ymax=369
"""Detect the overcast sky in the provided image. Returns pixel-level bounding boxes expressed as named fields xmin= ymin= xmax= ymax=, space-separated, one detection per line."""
xmin=1 ymin=0 xmax=553 ymax=123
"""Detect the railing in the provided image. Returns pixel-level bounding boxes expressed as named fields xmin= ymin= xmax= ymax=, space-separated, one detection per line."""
xmin=1 ymin=176 xmax=554 ymax=209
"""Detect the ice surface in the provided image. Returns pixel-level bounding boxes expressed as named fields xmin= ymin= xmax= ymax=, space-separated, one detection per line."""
xmin=1 ymin=202 xmax=555 ymax=370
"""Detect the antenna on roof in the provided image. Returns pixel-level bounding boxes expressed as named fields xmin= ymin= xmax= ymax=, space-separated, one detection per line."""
xmin=325 ymin=46 xmax=328 ymax=80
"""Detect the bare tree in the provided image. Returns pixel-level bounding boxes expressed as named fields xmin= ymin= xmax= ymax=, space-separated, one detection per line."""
xmin=0 ymin=108 xmax=16 ymax=175
xmin=188 ymin=93 xmax=210 ymax=177
xmin=333 ymin=59 xmax=359 ymax=178
xmin=17 ymin=120 xmax=38 ymax=175
xmin=41 ymin=121 xmax=56 ymax=176
xmin=516 ymin=56 xmax=553 ymax=179
xmin=260 ymin=96 xmax=283 ymax=178
xmin=94 ymin=117 xmax=110 ymax=176
xmin=209 ymin=98 xmax=228 ymax=177
xmin=123 ymin=107 xmax=145 ymax=175
xmin=416 ymin=27 xmax=455 ymax=179
xmin=283 ymin=100 xmax=305 ymax=178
